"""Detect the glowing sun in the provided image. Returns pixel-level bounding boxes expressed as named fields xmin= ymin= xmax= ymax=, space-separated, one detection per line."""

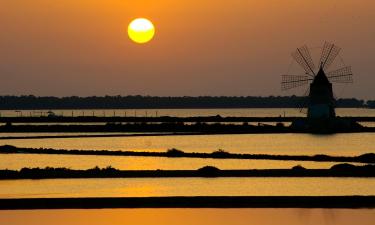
xmin=127 ymin=18 xmax=155 ymax=44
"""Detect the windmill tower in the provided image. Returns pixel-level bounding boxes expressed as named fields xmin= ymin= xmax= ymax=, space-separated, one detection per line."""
xmin=282 ymin=42 xmax=353 ymax=120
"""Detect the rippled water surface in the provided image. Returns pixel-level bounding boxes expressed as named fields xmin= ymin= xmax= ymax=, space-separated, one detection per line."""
xmin=1 ymin=208 xmax=374 ymax=225
xmin=0 ymin=133 xmax=373 ymax=156
xmin=0 ymin=177 xmax=374 ymax=198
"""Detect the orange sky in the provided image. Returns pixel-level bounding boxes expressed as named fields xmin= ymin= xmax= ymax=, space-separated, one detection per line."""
xmin=0 ymin=0 xmax=374 ymax=98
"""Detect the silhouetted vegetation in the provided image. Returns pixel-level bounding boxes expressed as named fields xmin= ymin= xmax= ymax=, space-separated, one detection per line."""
xmin=336 ymin=98 xmax=365 ymax=108
xmin=0 ymin=95 xmax=371 ymax=109
xmin=1 ymin=145 xmax=375 ymax=163
xmin=197 ymin=166 xmax=221 ymax=177
xmin=211 ymin=149 xmax=231 ymax=157
xmin=367 ymin=100 xmax=375 ymax=108
xmin=166 ymin=148 xmax=185 ymax=157
xmin=292 ymin=165 xmax=307 ymax=171
xmin=0 ymin=164 xmax=374 ymax=179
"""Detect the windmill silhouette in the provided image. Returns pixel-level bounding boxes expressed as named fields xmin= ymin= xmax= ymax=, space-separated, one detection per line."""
xmin=281 ymin=42 xmax=353 ymax=119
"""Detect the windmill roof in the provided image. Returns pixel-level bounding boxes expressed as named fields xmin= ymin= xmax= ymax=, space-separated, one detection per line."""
xmin=312 ymin=67 xmax=330 ymax=85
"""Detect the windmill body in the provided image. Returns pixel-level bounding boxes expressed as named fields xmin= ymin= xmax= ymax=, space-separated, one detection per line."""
xmin=307 ymin=67 xmax=336 ymax=119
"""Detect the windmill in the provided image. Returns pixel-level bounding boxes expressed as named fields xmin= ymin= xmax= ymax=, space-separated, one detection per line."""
xmin=281 ymin=42 xmax=353 ymax=120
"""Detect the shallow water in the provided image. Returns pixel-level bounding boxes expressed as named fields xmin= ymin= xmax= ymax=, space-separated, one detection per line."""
xmin=0 ymin=133 xmax=373 ymax=156
xmin=0 ymin=177 xmax=374 ymax=198
xmin=0 ymin=108 xmax=373 ymax=201
xmin=1 ymin=208 xmax=374 ymax=225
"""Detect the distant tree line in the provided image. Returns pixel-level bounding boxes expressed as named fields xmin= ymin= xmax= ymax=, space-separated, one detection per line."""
xmin=0 ymin=95 xmax=371 ymax=109
xmin=367 ymin=100 xmax=375 ymax=108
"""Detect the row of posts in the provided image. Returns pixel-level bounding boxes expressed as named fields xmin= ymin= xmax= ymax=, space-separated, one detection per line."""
xmin=4 ymin=110 xmax=160 ymax=117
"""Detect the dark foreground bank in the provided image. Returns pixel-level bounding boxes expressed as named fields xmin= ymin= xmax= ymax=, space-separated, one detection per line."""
xmin=0 ymin=196 xmax=374 ymax=209
xmin=1 ymin=145 xmax=375 ymax=164
xmin=1 ymin=120 xmax=374 ymax=133
xmin=1 ymin=164 xmax=374 ymax=179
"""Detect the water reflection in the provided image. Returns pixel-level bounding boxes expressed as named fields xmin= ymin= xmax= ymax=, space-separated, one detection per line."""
xmin=0 ymin=208 xmax=374 ymax=225
xmin=0 ymin=133 xmax=373 ymax=156
xmin=0 ymin=177 xmax=374 ymax=198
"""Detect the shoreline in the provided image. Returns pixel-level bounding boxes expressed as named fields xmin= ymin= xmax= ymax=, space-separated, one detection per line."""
xmin=0 ymin=116 xmax=374 ymax=134
xmin=1 ymin=164 xmax=374 ymax=179
xmin=0 ymin=196 xmax=374 ymax=209
xmin=1 ymin=146 xmax=374 ymax=164
xmin=1 ymin=116 xmax=375 ymax=123
xmin=0 ymin=124 xmax=374 ymax=134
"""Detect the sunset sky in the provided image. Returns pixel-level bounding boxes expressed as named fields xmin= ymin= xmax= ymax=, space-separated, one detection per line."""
xmin=0 ymin=0 xmax=374 ymax=99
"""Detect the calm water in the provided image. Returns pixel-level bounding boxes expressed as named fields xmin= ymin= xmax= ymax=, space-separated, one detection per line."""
xmin=1 ymin=154 xmax=363 ymax=170
xmin=0 ymin=177 xmax=374 ymax=198
xmin=0 ymin=108 xmax=374 ymax=199
xmin=1 ymin=209 xmax=374 ymax=225
xmin=1 ymin=108 xmax=374 ymax=117
xmin=0 ymin=133 xmax=373 ymax=156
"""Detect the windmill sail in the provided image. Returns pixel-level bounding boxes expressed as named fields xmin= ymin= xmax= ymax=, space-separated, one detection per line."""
xmin=281 ymin=75 xmax=312 ymax=90
xmin=327 ymin=66 xmax=353 ymax=83
xmin=292 ymin=45 xmax=316 ymax=76
xmin=298 ymin=87 xmax=310 ymax=114
xmin=320 ymin=42 xmax=341 ymax=70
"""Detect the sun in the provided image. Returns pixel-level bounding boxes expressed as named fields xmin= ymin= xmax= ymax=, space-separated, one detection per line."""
xmin=127 ymin=18 xmax=155 ymax=44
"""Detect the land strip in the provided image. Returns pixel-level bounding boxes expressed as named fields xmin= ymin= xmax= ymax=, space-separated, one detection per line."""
xmin=0 ymin=118 xmax=373 ymax=133
xmin=1 ymin=116 xmax=375 ymax=123
xmin=0 ymin=196 xmax=374 ymax=209
xmin=1 ymin=146 xmax=374 ymax=164
xmin=0 ymin=164 xmax=374 ymax=179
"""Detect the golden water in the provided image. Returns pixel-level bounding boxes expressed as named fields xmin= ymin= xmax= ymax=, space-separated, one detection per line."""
xmin=0 ymin=108 xmax=374 ymax=199
xmin=0 ymin=133 xmax=373 ymax=156
xmin=0 ymin=177 xmax=374 ymax=198
xmin=0 ymin=208 xmax=374 ymax=225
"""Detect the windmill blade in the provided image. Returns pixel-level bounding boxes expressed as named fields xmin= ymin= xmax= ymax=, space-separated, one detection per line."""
xmin=281 ymin=75 xmax=312 ymax=90
xmin=291 ymin=45 xmax=316 ymax=77
xmin=298 ymin=88 xmax=310 ymax=114
xmin=327 ymin=66 xmax=353 ymax=83
xmin=320 ymin=42 xmax=341 ymax=70
xmin=297 ymin=45 xmax=316 ymax=74
xmin=333 ymin=91 xmax=338 ymax=101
